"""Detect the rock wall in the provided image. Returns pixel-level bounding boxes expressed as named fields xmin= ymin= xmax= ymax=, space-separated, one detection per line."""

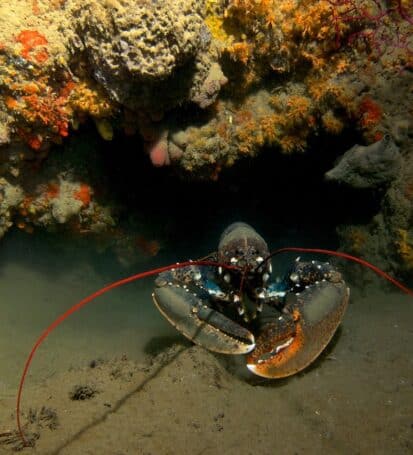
xmin=0 ymin=0 xmax=411 ymax=276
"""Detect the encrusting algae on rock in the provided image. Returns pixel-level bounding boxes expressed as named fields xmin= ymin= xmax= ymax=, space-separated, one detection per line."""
xmin=0 ymin=0 xmax=411 ymax=276
xmin=0 ymin=0 xmax=410 ymax=170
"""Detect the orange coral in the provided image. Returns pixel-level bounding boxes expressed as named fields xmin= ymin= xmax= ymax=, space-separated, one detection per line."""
xmin=279 ymin=135 xmax=306 ymax=153
xmin=322 ymin=110 xmax=344 ymax=134
xmin=300 ymin=51 xmax=326 ymax=71
xmin=226 ymin=41 xmax=251 ymax=64
xmin=74 ymin=184 xmax=91 ymax=207
xmin=45 ymin=182 xmax=60 ymax=199
xmin=27 ymin=135 xmax=42 ymax=150
xmin=216 ymin=121 xmax=230 ymax=140
xmin=286 ymin=95 xmax=312 ymax=122
xmin=220 ymin=0 xmax=350 ymax=94
xmin=293 ymin=1 xmax=336 ymax=42
xmin=334 ymin=58 xmax=350 ymax=74
xmin=358 ymin=96 xmax=382 ymax=129
xmin=260 ymin=114 xmax=282 ymax=145
xmin=5 ymin=76 xmax=74 ymax=147
xmin=306 ymin=76 xmax=327 ymax=102
xmin=15 ymin=30 xmax=48 ymax=63
xmin=265 ymin=10 xmax=277 ymax=28
xmin=5 ymin=96 xmax=18 ymax=109
xmin=59 ymin=81 xmax=77 ymax=99
xmin=267 ymin=92 xmax=316 ymax=152
xmin=22 ymin=93 xmax=69 ymax=137
xmin=68 ymin=80 xmax=114 ymax=119
xmin=236 ymin=119 xmax=260 ymax=155
xmin=227 ymin=0 xmax=279 ymax=29
xmin=22 ymin=82 xmax=40 ymax=95
xmin=234 ymin=109 xmax=253 ymax=124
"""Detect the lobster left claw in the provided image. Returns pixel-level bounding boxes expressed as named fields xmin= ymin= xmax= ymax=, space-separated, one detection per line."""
xmin=152 ymin=285 xmax=256 ymax=355
xmin=247 ymin=280 xmax=350 ymax=378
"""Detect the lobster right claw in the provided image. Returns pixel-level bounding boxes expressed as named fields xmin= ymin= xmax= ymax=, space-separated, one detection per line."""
xmin=152 ymin=285 xmax=256 ymax=355
xmin=247 ymin=280 xmax=350 ymax=378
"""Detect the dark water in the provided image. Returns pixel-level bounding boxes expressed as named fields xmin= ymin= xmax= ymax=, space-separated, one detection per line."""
xmin=97 ymin=125 xmax=378 ymax=247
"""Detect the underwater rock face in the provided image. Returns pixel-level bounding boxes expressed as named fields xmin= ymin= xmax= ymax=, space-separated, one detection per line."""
xmin=325 ymin=135 xmax=402 ymax=189
xmin=0 ymin=113 xmax=10 ymax=146
xmin=335 ymin=142 xmax=413 ymax=282
xmin=70 ymin=0 xmax=220 ymax=111
xmin=0 ymin=178 xmax=24 ymax=237
xmin=0 ymin=0 xmax=411 ymax=278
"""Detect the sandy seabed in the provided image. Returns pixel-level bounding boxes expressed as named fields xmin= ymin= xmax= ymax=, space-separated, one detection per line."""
xmin=0 ymin=289 xmax=412 ymax=455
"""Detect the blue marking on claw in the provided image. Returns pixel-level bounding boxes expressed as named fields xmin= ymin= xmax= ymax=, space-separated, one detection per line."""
xmin=266 ymin=281 xmax=289 ymax=298
xmin=204 ymin=278 xmax=225 ymax=297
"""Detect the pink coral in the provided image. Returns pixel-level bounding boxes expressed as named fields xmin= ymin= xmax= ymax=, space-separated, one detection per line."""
xmin=147 ymin=134 xmax=170 ymax=167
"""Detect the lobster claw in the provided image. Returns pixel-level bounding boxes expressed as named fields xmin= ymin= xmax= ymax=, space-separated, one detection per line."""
xmin=152 ymin=285 xmax=256 ymax=354
xmin=246 ymin=281 xmax=350 ymax=378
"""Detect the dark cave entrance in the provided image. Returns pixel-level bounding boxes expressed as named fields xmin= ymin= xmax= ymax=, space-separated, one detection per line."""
xmin=59 ymin=122 xmax=382 ymax=263
xmin=88 ymin=124 xmax=380 ymax=258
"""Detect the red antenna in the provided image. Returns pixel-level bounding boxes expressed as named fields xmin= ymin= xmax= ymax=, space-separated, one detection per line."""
xmin=15 ymin=259 xmax=238 ymax=446
xmin=266 ymin=247 xmax=413 ymax=296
